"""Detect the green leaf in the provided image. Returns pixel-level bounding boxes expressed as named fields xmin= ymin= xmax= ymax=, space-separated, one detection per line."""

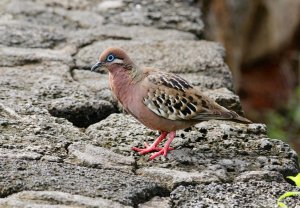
xmin=277 ymin=191 xmax=300 ymax=208
xmin=287 ymin=173 xmax=300 ymax=187
xmin=278 ymin=201 xmax=288 ymax=208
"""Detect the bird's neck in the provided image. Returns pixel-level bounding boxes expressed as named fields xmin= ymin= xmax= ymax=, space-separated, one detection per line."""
xmin=130 ymin=64 xmax=144 ymax=83
xmin=108 ymin=63 xmax=143 ymax=83
xmin=109 ymin=65 xmax=141 ymax=105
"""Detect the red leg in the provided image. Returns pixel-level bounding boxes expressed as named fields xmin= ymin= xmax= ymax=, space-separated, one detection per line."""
xmin=149 ymin=131 xmax=176 ymax=160
xmin=132 ymin=132 xmax=173 ymax=155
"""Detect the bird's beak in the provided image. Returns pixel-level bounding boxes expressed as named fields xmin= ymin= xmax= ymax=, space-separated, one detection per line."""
xmin=91 ymin=61 xmax=103 ymax=72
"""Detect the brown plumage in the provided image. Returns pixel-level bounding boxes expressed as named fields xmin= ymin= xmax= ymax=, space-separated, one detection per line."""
xmin=91 ymin=47 xmax=251 ymax=160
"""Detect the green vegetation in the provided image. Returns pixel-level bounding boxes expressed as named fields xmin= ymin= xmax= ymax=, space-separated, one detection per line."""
xmin=267 ymin=86 xmax=300 ymax=147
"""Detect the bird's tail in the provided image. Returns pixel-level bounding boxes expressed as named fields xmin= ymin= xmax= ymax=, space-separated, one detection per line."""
xmin=232 ymin=114 xmax=252 ymax=124
xmin=221 ymin=109 xmax=252 ymax=124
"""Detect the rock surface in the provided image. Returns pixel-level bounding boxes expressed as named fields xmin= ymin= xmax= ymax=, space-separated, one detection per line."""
xmin=0 ymin=191 xmax=130 ymax=208
xmin=0 ymin=0 xmax=299 ymax=207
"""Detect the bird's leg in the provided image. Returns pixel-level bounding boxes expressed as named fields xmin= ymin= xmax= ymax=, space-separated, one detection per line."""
xmin=132 ymin=131 xmax=173 ymax=154
xmin=149 ymin=131 xmax=176 ymax=160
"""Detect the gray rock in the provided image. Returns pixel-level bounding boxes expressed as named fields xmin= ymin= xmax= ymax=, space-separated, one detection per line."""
xmin=73 ymin=69 xmax=108 ymax=88
xmin=176 ymin=72 xmax=233 ymax=91
xmin=86 ymin=113 xmax=153 ymax=156
xmin=5 ymin=0 xmax=202 ymax=36
xmin=234 ymin=171 xmax=285 ymax=183
xmin=170 ymin=181 xmax=300 ymax=208
xmin=6 ymin=0 xmax=46 ymax=15
xmin=33 ymin=0 xmax=94 ymax=10
xmin=54 ymin=8 xmax=104 ymax=28
xmin=41 ymin=155 xmax=63 ymax=162
xmin=68 ymin=25 xmax=196 ymax=49
xmin=0 ymin=20 xmax=66 ymax=49
xmin=0 ymin=63 xmax=67 ymax=113
xmin=0 ymin=148 xmax=42 ymax=160
xmin=203 ymin=87 xmax=244 ymax=114
xmin=72 ymin=69 xmax=113 ymax=102
xmin=0 ymin=47 xmax=73 ymax=67
xmin=0 ymin=102 xmax=21 ymax=120
xmin=0 ymin=191 xmax=131 ymax=208
xmin=100 ymin=0 xmax=204 ymax=36
xmin=98 ymin=0 xmax=124 ymax=11
xmin=0 ymin=159 xmax=168 ymax=206
xmin=6 ymin=0 xmax=79 ymax=30
xmin=0 ymin=104 xmax=89 ymax=159
xmin=66 ymin=142 xmax=135 ymax=173
xmin=137 ymin=167 xmax=227 ymax=190
xmin=139 ymin=196 xmax=171 ymax=208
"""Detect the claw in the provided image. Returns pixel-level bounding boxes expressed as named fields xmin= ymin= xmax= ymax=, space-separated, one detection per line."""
xmin=143 ymin=142 xmax=150 ymax=148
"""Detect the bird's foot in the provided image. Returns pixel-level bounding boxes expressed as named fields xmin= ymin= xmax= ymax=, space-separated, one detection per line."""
xmin=132 ymin=142 xmax=173 ymax=155
xmin=132 ymin=131 xmax=176 ymax=160
xmin=148 ymin=146 xmax=174 ymax=160
xmin=148 ymin=131 xmax=176 ymax=160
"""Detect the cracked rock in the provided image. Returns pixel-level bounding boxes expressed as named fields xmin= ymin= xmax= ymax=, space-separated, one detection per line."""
xmin=47 ymin=97 xmax=117 ymax=127
xmin=0 ymin=105 xmax=88 ymax=159
xmin=0 ymin=191 xmax=130 ymax=208
xmin=0 ymin=47 xmax=73 ymax=67
xmin=68 ymin=25 xmax=196 ymax=49
xmin=0 ymin=0 xmax=299 ymax=207
xmin=0 ymin=159 xmax=168 ymax=206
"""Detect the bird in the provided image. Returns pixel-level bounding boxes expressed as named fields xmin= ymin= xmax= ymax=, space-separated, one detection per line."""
xmin=91 ymin=47 xmax=252 ymax=160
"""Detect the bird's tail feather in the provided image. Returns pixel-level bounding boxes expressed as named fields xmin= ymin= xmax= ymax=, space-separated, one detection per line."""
xmin=192 ymin=107 xmax=252 ymax=124
xmin=221 ymin=110 xmax=252 ymax=124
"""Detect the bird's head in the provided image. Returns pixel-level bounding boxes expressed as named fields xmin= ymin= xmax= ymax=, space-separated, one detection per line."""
xmin=91 ymin=47 xmax=134 ymax=74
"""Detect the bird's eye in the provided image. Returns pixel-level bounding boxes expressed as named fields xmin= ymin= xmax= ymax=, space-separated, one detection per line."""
xmin=106 ymin=54 xmax=115 ymax=62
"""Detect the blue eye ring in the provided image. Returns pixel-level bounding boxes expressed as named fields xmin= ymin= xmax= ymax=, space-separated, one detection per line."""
xmin=106 ymin=54 xmax=115 ymax=62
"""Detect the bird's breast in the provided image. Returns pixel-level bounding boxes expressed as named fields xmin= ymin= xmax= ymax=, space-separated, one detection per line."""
xmin=109 ymin=72 xmax=133 ymax=104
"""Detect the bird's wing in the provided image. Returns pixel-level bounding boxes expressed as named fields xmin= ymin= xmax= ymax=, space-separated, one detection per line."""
xmin=142 ymin=71 xmax=250 ymax=123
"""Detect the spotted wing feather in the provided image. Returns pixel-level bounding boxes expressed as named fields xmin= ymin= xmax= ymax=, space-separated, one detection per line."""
xmin=143 ymin=87 xmax=200 ymax=120
xmin=143 ymin=72 xmax=251 ymax=123
xmin=143 ymin=72 xmax=213 ymax=121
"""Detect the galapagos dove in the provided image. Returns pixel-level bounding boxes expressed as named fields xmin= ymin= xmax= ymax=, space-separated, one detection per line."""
xmin=91 ymin=47 xmax=251 ymax=160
